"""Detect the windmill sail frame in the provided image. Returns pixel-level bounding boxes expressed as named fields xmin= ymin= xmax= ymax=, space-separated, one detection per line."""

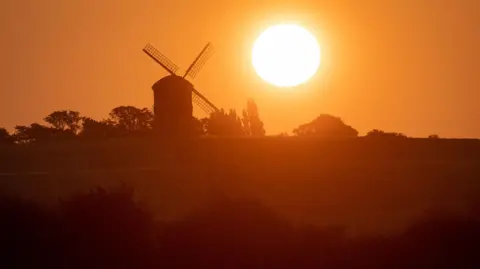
xmin=143 ymin=44 xmax=179 ymax=75
xmin=183 ymin=43 xmax=214 ymax=79
xmin=192 ymin=87 xmax=219 ymax=115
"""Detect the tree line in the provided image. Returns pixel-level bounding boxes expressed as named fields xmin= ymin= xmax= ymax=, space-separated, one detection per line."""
xmin=0 ymin=99 xmax=266 ymax=144
xmin=0 ymin=98 xmax=440 ymax=144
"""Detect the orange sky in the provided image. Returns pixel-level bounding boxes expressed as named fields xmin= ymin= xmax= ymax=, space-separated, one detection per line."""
xmin=1 ymin=0 xmax=479 ymax=137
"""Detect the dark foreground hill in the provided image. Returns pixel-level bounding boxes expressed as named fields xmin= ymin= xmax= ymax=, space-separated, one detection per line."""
xmin=1 ymin=137 xmax=480 ymax=234
xmin=1 ymin=185 xmax=480 ymax=269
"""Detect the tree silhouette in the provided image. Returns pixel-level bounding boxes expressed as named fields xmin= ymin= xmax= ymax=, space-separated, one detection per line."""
xmin=80 ymin=117 xmax=115 ymax=139
xmin=0 ymin=128 xmax=13 ymax=144
xmin=44 ymin=110 xmax=82 ymax=134
xmin=242 ymin=99 xmax=266 ymax=137
xmin=192 ymin=117 xmax=206 ymax=136
xmin=293 ymin=114 xmax=358 ymax=137
xmin=108 ymin=106 xmax=153 ymax=134
xmin=203 ymin=109 xmax=245 ymax=136
xmin=58 ymin=184 xmax=156 ymax=268
xmin=13 ymin=124 xmax=55 ymax=143
xmin=366 ymin=129 xmax=407 ymax=138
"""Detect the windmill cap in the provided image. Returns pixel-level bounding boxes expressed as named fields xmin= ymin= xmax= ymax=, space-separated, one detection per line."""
xmin=152 ymin=75 xmax=194 ymax=90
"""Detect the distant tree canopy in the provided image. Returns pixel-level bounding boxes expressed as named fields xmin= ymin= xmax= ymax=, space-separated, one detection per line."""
xmin=44 ymin=110 xmax=82 ymax=134
xmin=293 ymin=114 xmax=358 ymax=138
xmin=0 ymin=128 xmax=13 ymax=144
xmin=192 ymin=117 xmax=206 ymax=136
xmin=80 ymin=117 xmax=114 ymax=139
xmin=108 ymin=106 xmax=154 ymax=134
xmin=203 ymin=109 xmax=245 ymax=136
xmin=0 ymin=99 xmax=434 ymax=144
xmin=200 ymin=99 xmax=265 ymax=137
xmin=3 ymin=106 xmax=155 ymax=144
xmin=366 ymin=129 xmax=408 ymax=139
xmin=1 ymin=102 xmax=265 ymax=143
xmin=14 ymin=123 xmax=55 ymax=143
xmin=242 ymin=99 xmax=266 ymax=137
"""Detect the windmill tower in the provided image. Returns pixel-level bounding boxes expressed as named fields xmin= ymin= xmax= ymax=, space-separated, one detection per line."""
xmin=143 ymin=42 xmax=219 ymax=136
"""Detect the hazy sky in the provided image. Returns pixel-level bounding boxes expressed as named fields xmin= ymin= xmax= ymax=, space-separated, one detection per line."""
xmin=1 ymin=0 xmax=479 ymax=137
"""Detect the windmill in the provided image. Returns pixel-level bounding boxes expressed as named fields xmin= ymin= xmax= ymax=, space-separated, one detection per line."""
xmin=143 ymin=42 xmax=219 ymax=136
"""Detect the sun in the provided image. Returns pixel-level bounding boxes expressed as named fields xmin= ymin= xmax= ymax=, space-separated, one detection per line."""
xmin=252 ymin=24 xmax=321 ymax=88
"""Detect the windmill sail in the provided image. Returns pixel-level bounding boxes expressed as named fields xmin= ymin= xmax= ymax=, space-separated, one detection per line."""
xmin=143 ymin=44 xmax=179 ymax=75
xmin=192 ymin=87 xmax=218 ymax=115
xmin=183 ymin=43 xmax=214 ymax=79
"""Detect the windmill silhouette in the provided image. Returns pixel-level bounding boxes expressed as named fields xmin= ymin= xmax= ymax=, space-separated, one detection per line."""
xmin=143 ymin=42 xmax=219 ymax=136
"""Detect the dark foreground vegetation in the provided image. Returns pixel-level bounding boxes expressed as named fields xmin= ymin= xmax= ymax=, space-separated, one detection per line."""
xmin=1 ymin=184 xmax=480 ymax=269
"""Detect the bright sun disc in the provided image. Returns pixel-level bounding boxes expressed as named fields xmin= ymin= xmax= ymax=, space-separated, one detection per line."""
xmin=252 ymin=24 xmax=321 ymax=87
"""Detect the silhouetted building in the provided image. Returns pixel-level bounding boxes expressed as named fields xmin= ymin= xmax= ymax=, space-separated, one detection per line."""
xmin=152 ymin=76 xmax=193 ymax=136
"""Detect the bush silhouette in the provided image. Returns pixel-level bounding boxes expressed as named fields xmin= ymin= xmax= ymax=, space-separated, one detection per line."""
xmin=159 ymin=197 xmax=294 ymax=269
xmin=0 ymin=196 xmax=59 ymax=268
xmin=58 ymin=184 xmax=157 ymax=269
xmin=1 ymin=185 xmax=480 ymax=269
xmin=293 ymin=114 xmax=358 ymax=137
